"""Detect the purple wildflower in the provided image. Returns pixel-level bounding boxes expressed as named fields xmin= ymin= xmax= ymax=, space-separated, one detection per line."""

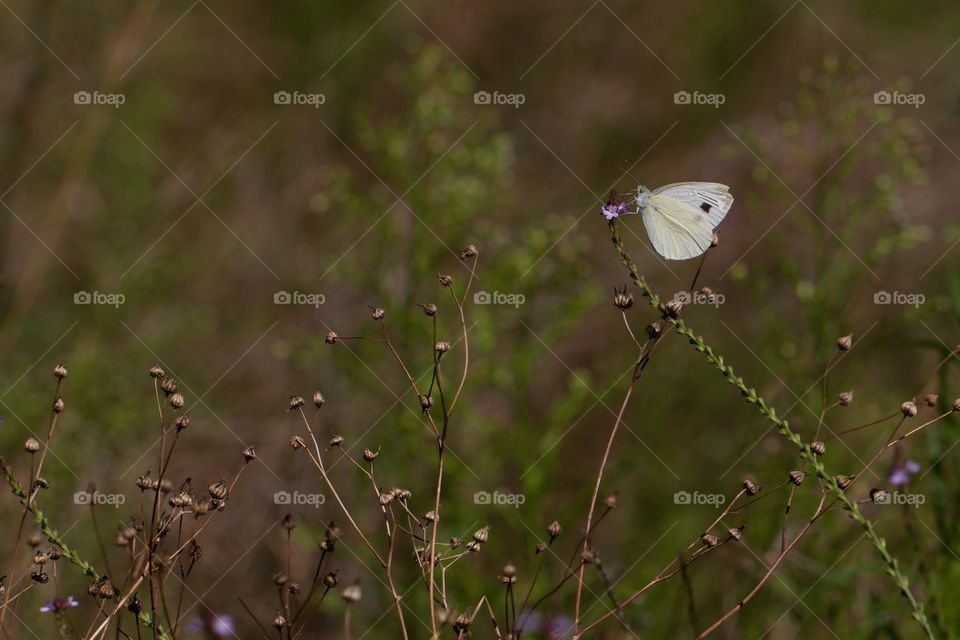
xmin=187 ymin=612 xmax=235 ymax=638
xmin=889 ymin=460 xmax=920 ymax=486
xmin=600 ymin=191 xmax=628 ymax=220
xmin=39 ymin=596 xmax=79 ymax=613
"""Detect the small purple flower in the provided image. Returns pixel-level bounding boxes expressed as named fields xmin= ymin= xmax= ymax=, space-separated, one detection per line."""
xmin=889 ymin=460 xmax=920 ymax=486
xmin=187 ymin=612 xmax=235 ymax=638
xmin=39 ymin=596 xmax=79 ymax=613
xmin=600 ymin=191 xmax=629 ymax=220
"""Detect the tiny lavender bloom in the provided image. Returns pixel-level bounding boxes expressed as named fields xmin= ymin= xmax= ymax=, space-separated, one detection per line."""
xmin=889 ymin=460 xmax=920 ymax=486
xmin=39 ymin=596 xmax=79 ymax=613
xmin=599 ymin=191 xmax=628 ymax=220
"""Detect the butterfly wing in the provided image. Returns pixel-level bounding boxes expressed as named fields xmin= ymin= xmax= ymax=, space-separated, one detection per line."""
xmin=640 ymin=182 xmax=732 ymax=260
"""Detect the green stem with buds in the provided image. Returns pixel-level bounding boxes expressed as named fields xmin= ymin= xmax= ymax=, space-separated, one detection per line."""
xmin=608 ymin=220 xmax=934 ymax=639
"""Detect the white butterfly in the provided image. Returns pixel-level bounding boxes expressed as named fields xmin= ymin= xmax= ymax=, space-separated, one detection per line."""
xmin=628 ymin=182 xmax=733 ymax=260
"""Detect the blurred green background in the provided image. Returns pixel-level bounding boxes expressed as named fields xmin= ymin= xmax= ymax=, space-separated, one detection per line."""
xmin=1 ymin=1 xmax=960 ymax=637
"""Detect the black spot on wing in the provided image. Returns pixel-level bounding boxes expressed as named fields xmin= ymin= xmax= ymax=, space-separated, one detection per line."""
xmin=700 ymin=202 xmax=712 ymax=213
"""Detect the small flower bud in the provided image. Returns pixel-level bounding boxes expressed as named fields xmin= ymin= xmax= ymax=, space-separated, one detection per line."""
xmin=924 ymin=394 xmax=939 ymax=407
xmin=341 ymin=583 xmax=362 ymax=604
xmin=424 ymin=510 xmax=437 ymax=523
xmin=613 ymin=286 xmax=633 ymax=311
xmin=742 ymin=479 xmax=759 ymax=496
xmin=420 ymin=303 xmax=437 ymax=317
xmin=289 ymin=435 xmax=306 ymax=450
xmin=435 ymin=341 xmax=451 ymax=354
xmin=23 ymin=438 xmax=40 ymax=454
xmin=208 ymin=481 xmax=228 ymax=501
xmin=420 ymin=395 xmax=433 ymax=412
xmin=98 ymin=580 xmax=115 ymax=599
xmin=728 ymin=526 xmax=743 ymax=541
xmin=324 ymin=331 xmax=338 ymax=344
xmin=273 ymin=571 xmax=288 ymax=586
xmin=242 ymin=446 xmax=257 ymax=462
xmin=810 ymin=441 xmax=826 ymax=456
xmin=604 ymin=492 xmax=620 ymax=509
xmin=149 ymin=365 xmax=164 ymax=379
xmin=901 ymin=401 xmax=917 ymax=418
xmin=838 ymin=391 xmax=853 ymax=406
xmin=288 ymin=396 xmax=305 ymax=410
xmin=323 ymin=571 xmax=338 ymax=588
xmin=362 ymin=448 xmax=379 ymax=462
xmin=836 ymin=334 xmax=853 ymax=351
xmin=174 ymin=415 xmax=190 ymax=430
xmin=272 ymin=612 xmax=286 ymax=629
xmin=789 ymin=470 xmax=806 ymax=486
xmin=53 ymin=363 xmax=68 ymax=379
xmin=460 ymin=245 xmax=478 ymax=260
xmin=32 ymin=551 xmax=48 ymax=565
xmin=472 ymin=527 xmax=489 ymax=544
xmin=664 ymin=298 xmax=683 ymax=317
xmin=313 ymin=391 xmax=325 ymax=408
xmin=546 ymin=520 xmax=561 ymax=540
xmin=52 ymin=397 xmax=64 ymax=413
xmin=953 ymin=398 xmax=960 ymax=412
xmin=701 ymin=533 xmax=720 ymax=547
xmin=835 ymin=474 xmax=853 ymax=490
xmin=328 ymin=434 xmax=344 ymax=448
xmin=370 ymin=306 xmax=385 ymax=321
xmin=499 ymin=563 xmax=517 ymax=584
xmin=161 ymin=377 xmax=178 ymax=395
xmin=437 ymin=273 xmax=453 ymax=287
xmin=168 ymin=393 xmax=183 ymax=409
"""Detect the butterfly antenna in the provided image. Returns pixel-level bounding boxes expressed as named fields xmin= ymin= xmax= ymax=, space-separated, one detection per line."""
xmin=689 ymin=250 xmax=710 ymax=292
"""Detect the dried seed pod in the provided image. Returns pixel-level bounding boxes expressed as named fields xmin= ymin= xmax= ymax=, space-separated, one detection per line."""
xmin=924 ymin=394 xmax=939 ymax=407
xmin=324 ymin=331 xmax=338 ymax=344
xmin=459 ymin=245 xmax=478 ymax=260
xmin=613 ymin=286 xmax=633 ymax=311
xmin=472 ymin=527 xmax=489 ymax=544
xmin=208 ymin=481 xmax=228 ymax=501
xmin=313 ymin=391 xmax=325 ymax=408
xmin=701 ymin=533 xmax=720 ymax=547
xmin=169 ymin=393 xmax=184 ymax=409
xmin=341 ymin=583 xmax=362 ymax=604
xmin=546 ymin=520 xmax=562 ymax=540
xmin=435 ymin=341 xmax=451 ymax=354
xmin=149 ymin=365 xmax=164 ymax=379
xmin=289 ymin=435 xmax=306 ymax=450
xmin=323 ymin=571 xmax=338 ymax=588
xmin=836 ymin=334 xmax=853 ymax=351
xmin=370 ymin=306 xmax=386 ymax=321
xmin=742 ymin=479 xmax=759 ymax=496
xmin=288 ymin=396 xmax=305 ymax=410
xmin=810 ymin=441 xmax=826 ymax=456
xmin=901 ymin=401 xmax=917 ymax=418
xmin=419 ymin=303 xmax=437 ymax=316
xmin=604 ymin=492 xmax=620 ymax=509
xmin=242 ymin=446 xmax=257 ymax=462
xmin=23 ymin=438 xmax=40 ymax=454
xmin=328 ymin=434 xmax=344 ymax=448
xmin=52 ymin=397 xmax=64 ymax=413
xmin=160 ymin=377 xmax=178 ymax=395
xmin=437 ymin=274 xmax=453 ymax=287
xmin=272 ymin=612 xmax=286 ymax=629
xmin=838 ymin=391 xmax=854 ymax=406
xmin=53 ymin=363 xmax=68 ymax=379
xmin=835 ymin=474 xmax=853 ymax=490
xmin=789 ymin=470 xmax=806 ymax=486
xmin=362 ymin=448 xmax=379 ymax=462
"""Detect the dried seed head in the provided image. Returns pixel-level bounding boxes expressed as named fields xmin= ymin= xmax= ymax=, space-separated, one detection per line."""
xmin=33 ymin=477 xmax=49 ymax=490
xmin=273 ymin=572 xmax=288 ymax=586
xmin=272 ymin=612 xmax=286 ymax=629
xmin=453 ymin=613 xmax=472 ymax=634
xmin=424 ymin=510 xmax=437 ymax=523
xmin=838 ymin=391 xmax=854 ymax=407
xmin=282 ymin=514 xmax=297 ymax=530
xmin=466 ymin=540 xmax=481 ymax=553
xmin=954 ymin=398 xmax=960 ymax=412
xmin=328 ymin=434 xmax=344 ymax=448
xmin=395 ymin=488 xmax=412 ymax=501
xmin=208 ymin=481 xmax=228 ymax=501
xmin=288 ymin=583 xmax=301 ymax=596
xmin=835 ymin=474 xmax=854 ymax=490
xmin=341 ymin=583 xmax=362 ymax=604
xmin=789 ymin=470 xmax=806 ymax=486
xmin=362 ymin=448 xmax=379 ymax=462
xmin=127 ymin=596 xmax=142 ymax=614
xmin=420 ymin=303 xmax=437 ymax=317
xmin=159 ymin=479 xmax=173 ymax=494
xmin=47 ymin=548 xmax=61 ymax=561
xmin=136 ymin=472 xmax=153 ymax=491
xmin=379 ymin=492 xmax=394 ymax=507
xmin=924 ymin=393 xmax=939 ymax=407
xmin=499 ymin=563 xmax=517 ymax=584
xmin=535 ymin=542 xmax=548 ymax=554
xmin=53 ymin=363 xmax=68 ymax=379
xmin=420 ymin=395 xmax=434 ymax=412
xmin=174 ymin=415 xmax=190 ymax=430
xmin=149 ymin=365 xmax=164 ymax=379
xmin=52 ymin=397 xmax=64 ymax=413
xmin=728 ymin=526 xmax=743 ymax=541
xmin=449 ymin=537 xmax=462 ymax=550
xmin=370 ymin=306 xmax=386 ymax=321
xmin=701 ymin=533 xmax=720 ymax=548
xmin=98 ymin=580 xmax=115 ymax=599
xmin=836 ymin=334 xmax=853 ymax=352
xmin=169 ymin=393 xmax=184 ymax=409
xmin=901 ymin=401 xmax=918 ymax=418
xmin=742 ymin=479 xmax=759 ymax=496
xmin=472 ymin=526 xmax=490 ymax=544
xmin=645 ymin=322 xmax=662 ymax=340
xmin=313 ymin=391 xmax=326 ymax=408
xmin=30 ymin=571 xmax=48 ymax=584
xmin=121 ymin=526 xmax=137 ymax=541
xmin=23 ymin=438 xmax=41 ymax=454
xmin=242 ymin=446 xmax=257 ymax=462
xmin=437 ymin=273 xmax=453 ymax=287
xmin=161 ymin=377 xmax=178 ymax=395
xmin=613 ymin=286 xmax=633 ymax=311
xmin=323 ymin=571 xmax=338 ymax=589
xmin=604 ymin=492 xmax=620 ymax=509
xmin=289 ymin=435 xmax=306 ymax=450
xmin=435 ymin=341 xmax=451 ymax=354
xmin=288 ymin=395 xmax=305 ymax=410
xmin=460 ymin=245 xmax=478 ymax=260
xmin=546 ymin=520 xmax=562 ymax=540
xmin=324 ymin=331 xmax=338 ymax=344
xmin=32 ymin=551 xmax=48 ymax=565
xmin=664 ymin=298 xmax=683 ymax=317
xmin=810 ymin=441 xmax=826 ymax=456
xmin=326 ymin=522 xmax=342 ymax=542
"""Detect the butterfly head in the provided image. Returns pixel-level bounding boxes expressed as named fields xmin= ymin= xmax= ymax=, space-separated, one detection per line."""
xmin=634 ymin=185 xmax=650 ymax=211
